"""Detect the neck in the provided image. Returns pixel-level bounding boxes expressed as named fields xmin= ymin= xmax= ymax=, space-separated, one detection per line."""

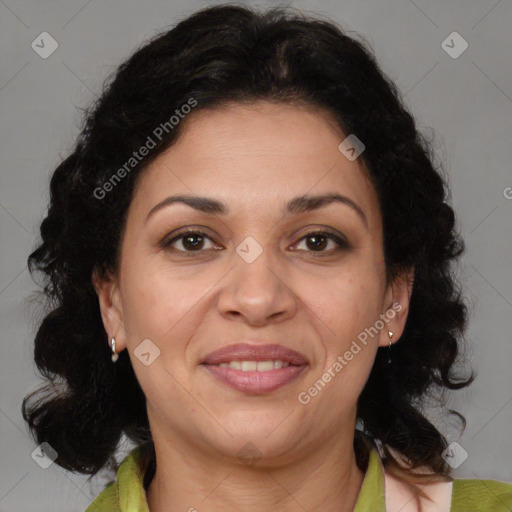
xmin=146 ymin=431 xmax=366 ymax=512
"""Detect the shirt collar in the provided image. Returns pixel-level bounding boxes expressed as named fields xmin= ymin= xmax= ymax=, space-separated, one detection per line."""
xmin=111 ymin=443 xmax=386 ymax=512
xmin=116 ymin=444 xmax=151 ymax=512
xmin=353 ymin=446 xmax=387 ymax=511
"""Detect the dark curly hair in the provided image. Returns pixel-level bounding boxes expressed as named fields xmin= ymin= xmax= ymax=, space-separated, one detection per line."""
xmin=22 ymin=2 xmax=474 ymax=494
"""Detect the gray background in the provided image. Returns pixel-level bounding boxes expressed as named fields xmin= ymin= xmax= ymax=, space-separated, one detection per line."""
xmin=1 ymin=0 xmax=511 ymax=510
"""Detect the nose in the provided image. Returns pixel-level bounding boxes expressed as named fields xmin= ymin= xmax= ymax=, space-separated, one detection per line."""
xmin=217 ymin=247 xmax=298 ymax=326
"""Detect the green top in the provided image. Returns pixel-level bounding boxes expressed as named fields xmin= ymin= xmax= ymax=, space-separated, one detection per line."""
xmin=85 ymin=444 xmax=512 ymax=512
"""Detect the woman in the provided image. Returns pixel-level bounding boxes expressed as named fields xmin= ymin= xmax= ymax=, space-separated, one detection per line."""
xmin=22 ymin=4 xmax=512 ymax=511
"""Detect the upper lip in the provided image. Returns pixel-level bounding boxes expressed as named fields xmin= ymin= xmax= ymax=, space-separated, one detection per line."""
xmin=202 ymin=342 xmax=308 ymax=366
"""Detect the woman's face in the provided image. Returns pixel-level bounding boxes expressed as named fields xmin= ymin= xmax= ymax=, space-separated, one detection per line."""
xmin=95 ymin=101 xmax=412 ymax=464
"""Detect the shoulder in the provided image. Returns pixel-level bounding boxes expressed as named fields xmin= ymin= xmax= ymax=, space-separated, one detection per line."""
xmin=385 ymin=472 xmax=512 ymax=512
xmin=382 ymin=450 xmax=512 ymax=512
xmin=380 ymin=443 xmax=512 ymax=512
xmin=451 ymin=477 xmax=512 ymax=512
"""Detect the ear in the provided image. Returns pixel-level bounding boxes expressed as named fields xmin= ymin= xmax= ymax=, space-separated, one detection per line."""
xmin=91 ymin=268 xmax=127 ymax=352
xmin=377 ymin=266 xmax=414 ymax=348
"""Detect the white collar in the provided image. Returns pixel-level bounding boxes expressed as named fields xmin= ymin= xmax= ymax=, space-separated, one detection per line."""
xmin=380 ymin=453 xmax=453 ymax=512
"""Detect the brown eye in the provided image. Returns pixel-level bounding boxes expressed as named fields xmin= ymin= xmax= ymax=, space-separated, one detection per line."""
xmin=162 ymin=230 xmax=216 ymax=254
xmin=293 ymin=230 xmax=349 ymax=255
xmin=160 ymin=228 xmax=349 ymax=258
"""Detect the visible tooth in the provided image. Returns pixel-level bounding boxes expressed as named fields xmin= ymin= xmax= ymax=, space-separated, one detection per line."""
xmin=220 ymin=360 xmax=291 ymax=371
xmin=241 ymin=361 xmax=258 ymax=371
xmin=256 ymin=360 xmax=274 ymax=372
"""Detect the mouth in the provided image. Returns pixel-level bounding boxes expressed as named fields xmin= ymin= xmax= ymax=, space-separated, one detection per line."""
xmin=200 ymin=342 xmax=309 ymax=394
xmin=211 ymin=359 xmax=294 ymax=371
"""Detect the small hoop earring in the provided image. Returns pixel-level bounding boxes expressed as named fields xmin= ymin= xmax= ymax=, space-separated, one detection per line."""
xmin=110 ymin=337 xmax=119 ymax=363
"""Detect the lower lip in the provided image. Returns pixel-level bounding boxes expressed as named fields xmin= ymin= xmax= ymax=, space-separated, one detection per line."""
xmin=201 ymin=364 xmax=307 ymax=394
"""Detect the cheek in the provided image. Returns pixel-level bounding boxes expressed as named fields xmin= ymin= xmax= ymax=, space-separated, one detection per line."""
xmin=312 ymin=276 xmax=381 ymax=378
xmin=315 ymin=276 xmax=380 ymax=334
xmin=120 ymin=261 xmax=208 ymax=342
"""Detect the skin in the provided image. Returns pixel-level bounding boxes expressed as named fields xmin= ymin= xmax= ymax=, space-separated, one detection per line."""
xmin=93 ymin=101 xmax=414 ymax=512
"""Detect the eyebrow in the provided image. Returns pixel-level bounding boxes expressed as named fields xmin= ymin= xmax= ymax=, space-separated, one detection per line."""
xmin=145 ymin=193 xmax=368 ymax=229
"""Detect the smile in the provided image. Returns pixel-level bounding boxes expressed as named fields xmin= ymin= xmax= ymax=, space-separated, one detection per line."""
xmin=216 ymin=360 xmax=290 ymax=371
xmin=201 ymin=362 xmax=307 ymax=393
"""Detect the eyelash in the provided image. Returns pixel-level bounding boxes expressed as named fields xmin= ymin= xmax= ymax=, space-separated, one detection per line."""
xmin=161 ymin=228 xmax=350 ymax=257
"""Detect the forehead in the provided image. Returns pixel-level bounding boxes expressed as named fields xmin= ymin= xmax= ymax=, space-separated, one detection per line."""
xmin=130 ymin=101 xmax=381 ymax=228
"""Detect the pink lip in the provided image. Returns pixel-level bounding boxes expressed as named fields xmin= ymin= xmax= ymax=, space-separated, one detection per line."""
xmin=201 ymin=342 xmax=309 ymax=394
xmin=201 ymin=343 xmax=308 ymax=365
xmin=203 ymin=364 xmax=307 ymax=394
